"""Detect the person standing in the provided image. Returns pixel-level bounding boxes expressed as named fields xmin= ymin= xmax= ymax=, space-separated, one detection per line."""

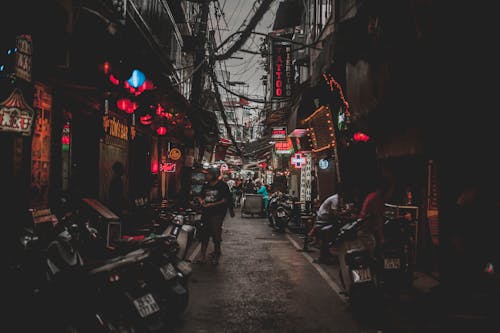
xmin=197 ymin=167 xmax=231 ymax=264
xmin=256 ymin=181 xmax=269 ymax=212
xmin=109 ymin=161 xmax=125 ymax=216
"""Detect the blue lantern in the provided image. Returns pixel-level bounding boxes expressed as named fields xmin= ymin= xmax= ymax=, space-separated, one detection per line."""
xmin=127 ymin=69 xmax=146 ymax=88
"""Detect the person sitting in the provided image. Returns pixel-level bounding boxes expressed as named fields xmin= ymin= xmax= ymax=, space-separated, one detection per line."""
xmin=309 ymin=188 xmax=343 ymax=264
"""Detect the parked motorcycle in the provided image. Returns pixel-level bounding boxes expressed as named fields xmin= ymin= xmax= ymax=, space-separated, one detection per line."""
xmin=334 ymin=218 xmax=381 ymax=313
xmin=381 ymin=217 xmax=414 ymax=292
xmin=268 ymin=193 xmax=295 ymax=232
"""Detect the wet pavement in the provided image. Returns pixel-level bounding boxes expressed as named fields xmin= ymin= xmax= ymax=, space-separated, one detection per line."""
xmin=176 ymin=212 xmax=362 ymax=333
xmin=175 ymin=211 xmax=495 ymax=333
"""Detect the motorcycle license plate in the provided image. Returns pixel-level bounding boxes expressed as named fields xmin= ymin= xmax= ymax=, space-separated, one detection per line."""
xmin=133 ymin=294 xmax=160 ymax=318
xmin=160 ymin=263 xmax=178 ymax=280
xmin=352 ymin=268 xmax=372 ymax=283
xmin=277 ymin=211 xmax=286 ymax=217
xmin=177 ymin=261 xmax=192 ymax=276
xmin=384 ymin=258 xmax=401 ymax=269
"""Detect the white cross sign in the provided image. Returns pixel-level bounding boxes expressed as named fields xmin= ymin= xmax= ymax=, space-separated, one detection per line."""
xmin=291 ymin=153 xmax=306 ymax=168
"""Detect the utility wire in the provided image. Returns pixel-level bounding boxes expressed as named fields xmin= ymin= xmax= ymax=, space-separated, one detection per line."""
xmin=215 ymin=0 xmax=275 ymax=61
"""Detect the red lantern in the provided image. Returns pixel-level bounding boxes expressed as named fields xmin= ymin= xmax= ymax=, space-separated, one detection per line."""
xmin=140 ymin=114 xmax=153 ymax=125
xmin=125 ymin=101 xmax=138 ymax=114
xmin=109 ymin=74 xmax=120 ymax=86
xmin=155 ymin=104 xmax=165 ymax=116
xmin=103 ymin=61 xmax=111 ymax=75
xmin=116 ymin=98 xmax=131 ymax=111
xmin=353 ymin=132 xmax=370 ymax=142
xmin=156 ymin=126 xmax=167 ymax=136
xmin=151 ymin=161 xmax=159 ymax=174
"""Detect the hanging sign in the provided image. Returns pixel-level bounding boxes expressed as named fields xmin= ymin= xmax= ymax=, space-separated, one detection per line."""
xmin=15 ymin=35 xmax=33 ymax=82
xmin=271 ymin=41 xmax=293 ymax=98
xmin=290 ymin=153 xmax=306 ymax=169
xmin=160 ymin=162 xmax=176 ymax=173
xmin=103 ymin=115 xmax=128 ymax=141
xmin=169 ymin=148 xmax=182 ymax=161
xmin=300 ymin=152 xmax=312 ymax=203
xmin=271 ymin=126 xmax=287 ymax=140
xmin=275 ymin=137 xmax=293 ymax=155
xmin=0 ymin=88 xmax=35 ymax=135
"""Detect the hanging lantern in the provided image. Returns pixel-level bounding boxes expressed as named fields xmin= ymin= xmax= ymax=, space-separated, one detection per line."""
xmin=109 ymin=74 xmax=120 ymax=86
xmin=124 ymin=101 xmax=138 ymax=114
xmin=353 ymin=132 xmax=370 ymax=142
xmin=156 ymin=126 xmax=167 ymax=136
xmin=155 ymin=104 xmax=165 ymax=116
xmin=140 ymin=114 xmax=153 ymax=126
xmin=127 ymin=69 xmax=146 ymax=89
xmin=116 ymin=98 xmax=132 ymax=111
xmin=164 ymin=112 xmax=173 ymax=120
xmin=103 ymin=61 xmax=111 ymax=75
xmin=141 ymin=80 xmax=155 ymax=91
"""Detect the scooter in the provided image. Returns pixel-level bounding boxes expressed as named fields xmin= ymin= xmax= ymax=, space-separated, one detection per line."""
xmin=381 ymin=217 xmax=414 ymax=292
xmin=334 ymin=218 xmax=381 ymax=313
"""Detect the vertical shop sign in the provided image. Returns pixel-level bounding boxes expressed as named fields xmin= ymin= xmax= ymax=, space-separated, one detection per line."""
xmin=300 ymin=152 xmax=312 ymax=204
xmin=31 ymin=83 xmax=52 ymax=208
xmin=427 ymin=160 xmax=439 ymax=246
xmin=271 ymin=41 xmax=293 ymax=98
xmin=15 ymin=35 xmax=33 ymax=82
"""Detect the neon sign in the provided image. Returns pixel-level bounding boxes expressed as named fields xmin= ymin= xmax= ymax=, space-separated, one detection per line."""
xmin=271 ymin=126 xmax=287 ymax=140
xmin=272 ymin=41 xmax=293 ymax=98
xmin=291 ymin=153 xmax=306 ymax=169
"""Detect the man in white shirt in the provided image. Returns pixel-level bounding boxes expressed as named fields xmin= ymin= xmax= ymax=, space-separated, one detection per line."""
xmin=317 ymin=193 xmax=339 ymax=221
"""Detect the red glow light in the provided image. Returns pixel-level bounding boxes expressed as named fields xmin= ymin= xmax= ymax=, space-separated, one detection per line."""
xmin=353 ymin=132 xmax=370 ymax=142
xmin=157 ymin=126 xmax=167 ymax=136
xmin=140 ymin=114 xmax=153 ymax=125
xmin=155 ymin=104 xmax=165 ymax=116
xmin=151 ymin=161 xmax=159 ymax=174
xmin=103 ymin=61 xmax=111 ymax=75
xmin=62 ymin=135 xmax=70 ymax=145
xmin=109 ymin=74 xmax=120 ymax=85
xmin=116 ymin=98 xmax=131 ymax=111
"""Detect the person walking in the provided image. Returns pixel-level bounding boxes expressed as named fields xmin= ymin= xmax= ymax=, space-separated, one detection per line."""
xmin=197 ymin=167 xmax=232 ymax=265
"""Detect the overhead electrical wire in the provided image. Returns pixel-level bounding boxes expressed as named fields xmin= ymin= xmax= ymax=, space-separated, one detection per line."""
xmin=215 ymin=0 xmax=275 ymax=61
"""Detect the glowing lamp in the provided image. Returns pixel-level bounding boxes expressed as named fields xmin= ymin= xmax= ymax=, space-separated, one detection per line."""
xmin=155 ymin=104 xmax=165 ymax=116
xmin=103 ymin=61 xmax=111 ymax=74
xmin=109 ymin=74 xmax=120 ymax=85
xmin=127 ymin=69 xmax=146 ymax=89
xmin=353 ymin=132 xmax=370 ymax=142
xmin=157 ymin=126 xmax=167 ymax=136
xmin=141 ymin=80 xmax=155 ymax=90
xmin=151 ymin=161 xmax=159 ymax=174
xmin=125 ymin=101 xmax=138 ymax=114
xmin=116 ymin=98 xmax=131 ymax=111
xmin=140 ymin=114 xmax=153 ymax=126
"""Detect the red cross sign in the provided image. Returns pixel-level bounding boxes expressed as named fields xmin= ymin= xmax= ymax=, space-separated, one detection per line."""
xmin=291 ymin=153 xmax=306 ymax=168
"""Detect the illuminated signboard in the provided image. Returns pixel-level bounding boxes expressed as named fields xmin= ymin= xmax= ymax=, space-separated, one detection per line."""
xmin=275 ymin=138 xmax=293 ymax=155
xmin=0 ymin=88 xmax=34 ymax=135
xmin=271 ymin=126 xmax=287 ymax=140
xmin=271 ymin=41 xmax=293 ymax=98
xmin=103 ymin=115 xmax=128 ymax=141
xmin=160 ymin=162 xmax=176 ymax=173
xmin=290 ymin=153 xmax=306 ymax=169
xmin=15 ymin=35 xmax=33 ymax=82
xmin=319 ymin=159 xmax=329 ymax=170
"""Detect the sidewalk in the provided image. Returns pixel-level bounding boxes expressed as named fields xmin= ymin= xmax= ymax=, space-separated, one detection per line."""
xmin=286 ymin=229 xmax=440 ymax=296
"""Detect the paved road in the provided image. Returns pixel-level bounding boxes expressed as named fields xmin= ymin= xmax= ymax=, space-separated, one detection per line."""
xmin=176 ymin=213 xmax=363 ymax=333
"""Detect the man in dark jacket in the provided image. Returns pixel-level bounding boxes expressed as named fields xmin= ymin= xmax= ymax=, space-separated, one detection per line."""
xmin=197 ymin=167 xmax=231 ymax=264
